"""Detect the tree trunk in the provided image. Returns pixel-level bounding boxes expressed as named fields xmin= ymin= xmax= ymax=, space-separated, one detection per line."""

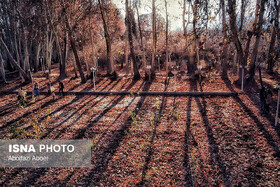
xmin=165 ymin=0 xmax=169 ymax=80
xmin=267 ymin=0 xmax=279 ymax=73
xmin=249 ymin=0 xmax=267 ymax=80
xmin=47 ymin=4 xmax=66 ymax=79
xmin=23 ymin=28 xmax=31 ymax=73
xmin=0 ymin=52 xmax=6 ymax=83
xmin=126 ymin=0 xmax=140 ymax=80
xmin=69 ymin=37 xmax=86 ymax=83
xmin=221 ymin=0 xmax=229 ymax=79
xmin=151 ymin=0 xmax=156 ymax=74
xmin=191 ymin=0 xmax=199 ymax=75
xmin=135 ymin=2 xmax=146 ymax=73
xmin=62 ymin=3 xmax=86 ymax=83
xmin=125 ymin=31 xmax=129 ymax=75
xmin=228 ymin=0 xmax=246 ymax=83
xmin=83 ymin=47 xmax=90 ymax=77
xmin=184 ymin=1 xmax=193 ymax=74
xmin=35 ymin=42 xmax=41 ymax=72
xmin=89 ymin=17 xmax=97 ymax=69
xmin=239 ymin=0 xmax=246 ymax=33
xmin=98 ymin=0 xmax=116 ymax=76
xmin=183 ymin=0 xmax=189 ymax=53
xmin=12 ymin=7 xmax=20 ymax=69
xmin=62 ymin=33 xmax=68 ymax=77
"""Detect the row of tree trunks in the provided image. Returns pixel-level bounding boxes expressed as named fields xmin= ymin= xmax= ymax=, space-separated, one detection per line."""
xmin=0 ymin=37 xmax=30 ymax=82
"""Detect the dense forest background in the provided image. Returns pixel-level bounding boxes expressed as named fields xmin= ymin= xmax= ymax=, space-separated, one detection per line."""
xmin=0 ymin=0 xmax=279 ymax=84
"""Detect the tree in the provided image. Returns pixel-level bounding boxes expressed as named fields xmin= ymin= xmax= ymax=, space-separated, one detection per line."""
xmin=189 ymin=0 xmax=199 ymax=76
xmin=228 ymin=0 xmax=246 ymax=84
xmin=46 ymin=0 xmax=67 ymax=78
xmin=248 ymin=0 xmax=267 ymax=80
xmin=125 ymin=0 xmax=140 ymax=80
xmin=61 ymin=0 xmax=86 ymax=83
xmin=164 ymin=0 xmax=169 ymax=80
xmin=183 ymin=0 xmax=193 ymax=74
xmin=98 ymin=0 xmax=117 ymax=79
xmin=221 ymin=0 xmax=229 ymax=79
xmin=227 ymin=0 xmax=263 ymax=84
xmin=135 ymin=0 xmax=147 ymax=74
xmin=151 ymin=0 xmax=156 ymax=75
xmin=267 ymin=0 xmax=279 ymax=73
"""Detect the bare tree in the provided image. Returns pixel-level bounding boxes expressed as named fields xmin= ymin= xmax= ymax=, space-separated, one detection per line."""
xmin=135 ymin=0 xmax=146 ymax=74
xmin=98 ymin=0 xmax=117 ymax=78
xmin=125 ymin=0 xmax=140 ymax=80
xmin=248 ymin=0 xmax=267 ymax=80
xmin=164 ymin=0 xmax=169 ymax=80
xmin=62 ymin=1 xmax=86 ymax=83
xmin=46 ymin=1 xmax=67 ymax=78
xmin=151 ymin=0 xmax=156 ymax=75
xmin=267 ymin=0 xmax=279 ymax=73
xmin=228 ymin=0 xmax=246 ymax=83
xmin=221 ymin=0 xmax=229 ymax=79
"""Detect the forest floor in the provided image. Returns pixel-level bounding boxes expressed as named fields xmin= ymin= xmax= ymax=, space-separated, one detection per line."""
xmin=0 ymin=66 xmax=280 ymax=186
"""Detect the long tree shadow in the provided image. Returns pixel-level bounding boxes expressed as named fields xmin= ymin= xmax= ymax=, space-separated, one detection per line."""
xmin=0 ymin=77 xmax=96 ymax=118
xmin=244 ymin=79 xmax=280 ymax=136
xmin=18 ymin=79 xmax=139 ymax=186
xmin=52 ymin=79 xmax=135 ymax=139
xmin=0 ymin=102 xmax=18 ymax=116
xmin=0 ymin=80 xmax=88 ymax=130
xmin=184 ymin=80 xmax=195 ymax=186
xmin=6 ymin=78 xmax=45 ymax=92
xmin=0 ymin=80 xmax=121 ymax=186
xmin=57 ymin=82 xmax=146 ymax=186
xmin=36 ymin=79 xmax=125 ymax=138
xmin=0 ymin=81 xmax=115 ymax=186
xmin=15 ymin=78 xmax=117 ymax=135
xmin=0 ymin=88 xmax=53 ymax=119
xmin=80 ymin=77 xmax=107 ymax=92
xmin=192 ymin=79 xmax=231 ymax=186
xmin=74 ymin=79 xmax=141 ymax=139
xmin=222 ymin=78 xmax=280 ymax=157
xmin=74 ymin=80 xmax=152 ymax=186
xmin=85 ymin=81 xmax=145 ymax=151
xmin=138 ymin=78 xmax=169 ymax=186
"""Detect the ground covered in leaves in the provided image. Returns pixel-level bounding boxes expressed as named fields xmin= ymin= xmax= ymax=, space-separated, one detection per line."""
xmin=0 ymin=69 xmax=280 ymax=186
